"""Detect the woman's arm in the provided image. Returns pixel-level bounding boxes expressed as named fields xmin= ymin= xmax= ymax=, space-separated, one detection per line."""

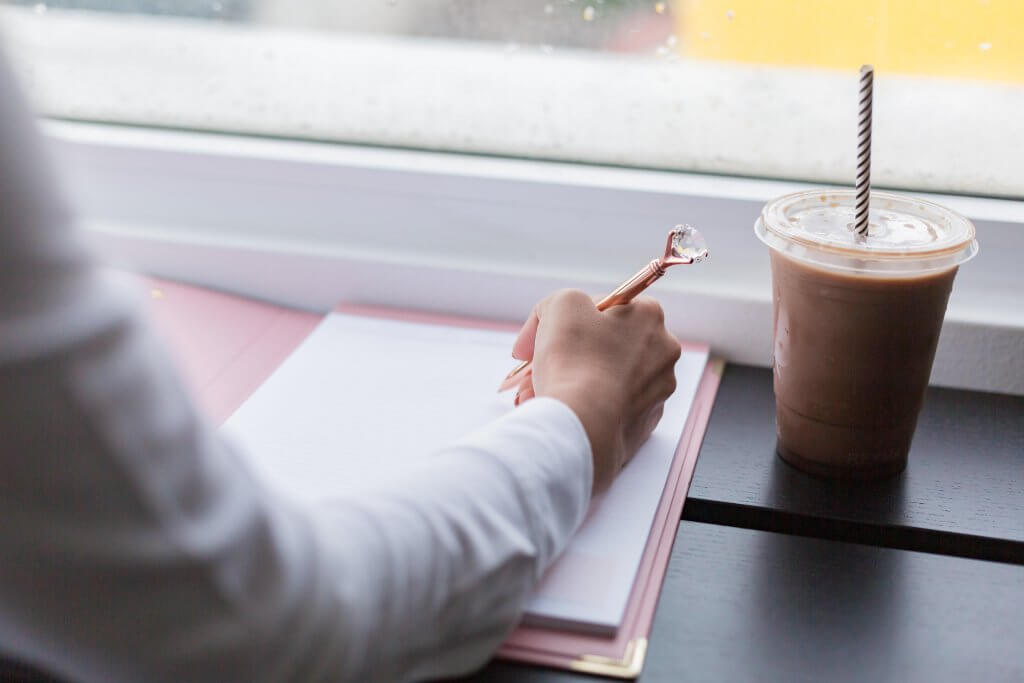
xmin=0 ymin=49 xmax=593 ymax=683
xmin=1 ymin=318 xmax=591 ymax=682
xmin=0 ymin=42 xmax=678 ymax=682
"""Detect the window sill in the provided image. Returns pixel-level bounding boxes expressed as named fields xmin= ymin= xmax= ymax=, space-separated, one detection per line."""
xmin=43 ymin=120 xmax=1024 ymax=396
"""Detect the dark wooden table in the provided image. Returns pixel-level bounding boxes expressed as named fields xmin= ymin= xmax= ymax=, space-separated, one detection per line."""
xmin=6 ymin=364 xmax=1022 ymax=682
xmin=475 ymin=364 xmax=1024 ymax=682
xmin=685 ymin=365 xmax=1024 ymax=564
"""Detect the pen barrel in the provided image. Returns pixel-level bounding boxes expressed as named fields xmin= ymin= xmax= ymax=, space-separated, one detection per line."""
xmin=596 ymin=260 xmax=665 ymax=311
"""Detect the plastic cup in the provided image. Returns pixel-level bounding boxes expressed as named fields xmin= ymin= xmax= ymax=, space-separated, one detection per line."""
xmin=754 ymin=189 xmax=978 ymax=479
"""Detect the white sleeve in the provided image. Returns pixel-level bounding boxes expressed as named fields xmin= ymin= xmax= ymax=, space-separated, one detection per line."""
xmin=0 ymin=49 xmax=593 ymax=683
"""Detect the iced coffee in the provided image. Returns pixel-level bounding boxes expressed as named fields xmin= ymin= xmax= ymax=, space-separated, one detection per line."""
xmin=755 ymin=190 xmax=978 ymax=479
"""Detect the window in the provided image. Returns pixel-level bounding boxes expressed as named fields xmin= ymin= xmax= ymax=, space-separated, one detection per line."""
xmin=3 ymin=0 xmax=1022 ymax=197
xmin=2 ymin=1 xmax=1021 ymax=396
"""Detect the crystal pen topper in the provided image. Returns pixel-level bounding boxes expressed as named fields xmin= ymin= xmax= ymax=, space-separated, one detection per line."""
xmin=498 ymin=225 xmax=709 ymax=394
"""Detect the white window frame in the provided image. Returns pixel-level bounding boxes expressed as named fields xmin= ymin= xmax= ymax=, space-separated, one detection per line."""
xmin=45 ymin=120 xmax=1024 ymax=396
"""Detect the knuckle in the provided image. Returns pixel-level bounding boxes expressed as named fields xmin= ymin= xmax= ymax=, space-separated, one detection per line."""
xmin=662 ymin=331 xmax=682 ymax=359
xmin=547 ymin=289 xmax=592 ymax=317
xmin=558 ymin=288 xmax=591 ymax=304
xmin=651 ymin=376 xmax=675 ymax=403
xmin=669 ymin=339 xmax=682 ymax=362
xmin=552 ymin=289 xmax=595 ymax=314
xmin=635 ymin=297 xmax=664 ymax=322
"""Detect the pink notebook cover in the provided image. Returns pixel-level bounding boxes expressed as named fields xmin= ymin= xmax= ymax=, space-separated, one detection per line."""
xmin=143 ymin=278 xmax=722 ymax=680
xmin=143 ymin=277 xmax=321 ymax=424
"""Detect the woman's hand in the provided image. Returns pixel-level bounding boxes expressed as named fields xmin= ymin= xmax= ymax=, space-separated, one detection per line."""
xmin=511 ymin=289 xmax=681 ymax=493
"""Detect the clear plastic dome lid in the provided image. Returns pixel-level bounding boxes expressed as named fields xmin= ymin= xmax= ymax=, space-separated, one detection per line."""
xmin=755 ymin=189 xmax=978 ymax=275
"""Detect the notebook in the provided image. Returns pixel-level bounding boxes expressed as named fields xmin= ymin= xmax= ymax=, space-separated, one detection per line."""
xmin=145 ymin=278 xmax=722 ymax=678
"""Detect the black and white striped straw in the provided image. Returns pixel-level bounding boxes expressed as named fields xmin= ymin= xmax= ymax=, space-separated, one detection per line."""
xmin=854 ymin=64 xmax=873 ymax=237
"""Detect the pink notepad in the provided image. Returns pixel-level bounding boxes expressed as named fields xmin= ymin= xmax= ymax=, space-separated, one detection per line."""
xmin=144 ymin=276 xmax=722 ymax=679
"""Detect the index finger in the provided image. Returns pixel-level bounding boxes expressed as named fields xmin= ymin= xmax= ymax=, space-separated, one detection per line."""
xmin=512 ymin=289 xmax=596 ymax=361
xmin=512 ymin=309 xmax=540 ymax=361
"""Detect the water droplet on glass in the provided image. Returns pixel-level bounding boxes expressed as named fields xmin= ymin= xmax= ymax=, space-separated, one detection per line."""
xmin=543 ymin=3 xmax=554 ymax=14
xmin=33 ymin=3 xmax=46 ymax=14
xmin=671 ymin=225 xmax=709 ymax=262
xmin=582 ymin=5 xmax=595 ymax=21
xmin=654 ymin=2 xmax=667 ymax=15
xmin=726 ymin=9 xmax=735 ymax=19
xmin=979 ymin=42 xmax=992 ymax=51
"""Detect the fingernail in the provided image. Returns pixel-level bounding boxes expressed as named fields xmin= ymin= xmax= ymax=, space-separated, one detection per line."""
xmin=514 ymin=391 xmax=521 ymax=406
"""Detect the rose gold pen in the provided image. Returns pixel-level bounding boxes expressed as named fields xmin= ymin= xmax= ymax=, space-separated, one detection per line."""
xmin=498 ymin=224 xmax=709 ymax=394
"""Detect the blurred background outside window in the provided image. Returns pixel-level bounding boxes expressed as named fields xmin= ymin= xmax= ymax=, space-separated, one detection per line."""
xmin=2 ymin=0 xmax=1023 ymax=197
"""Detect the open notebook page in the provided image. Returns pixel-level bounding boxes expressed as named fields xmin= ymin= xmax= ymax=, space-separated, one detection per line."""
xmin=222 ymin=312 xmax=708 ymax=635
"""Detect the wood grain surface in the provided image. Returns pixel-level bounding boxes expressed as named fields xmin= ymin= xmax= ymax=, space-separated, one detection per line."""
xmin=472 ymin=522 xmax=1024 ymax=682
xmin=684 ymin=365 xmax=1024 ymax=563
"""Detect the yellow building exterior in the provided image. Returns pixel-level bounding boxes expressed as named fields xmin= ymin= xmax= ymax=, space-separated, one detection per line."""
xmin=676 ymin=0 xmax=1023 ymax=82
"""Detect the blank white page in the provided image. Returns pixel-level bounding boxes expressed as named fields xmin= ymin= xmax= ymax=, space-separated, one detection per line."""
xmin=222 ymin=312 xmax=707 ymax=635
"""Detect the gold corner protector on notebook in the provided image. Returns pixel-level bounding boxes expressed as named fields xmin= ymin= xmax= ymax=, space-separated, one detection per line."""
xmin=710 ymin=357 xmax=725 ymax=377
xmin=568 ymin=638 xmax=648 ymax=679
